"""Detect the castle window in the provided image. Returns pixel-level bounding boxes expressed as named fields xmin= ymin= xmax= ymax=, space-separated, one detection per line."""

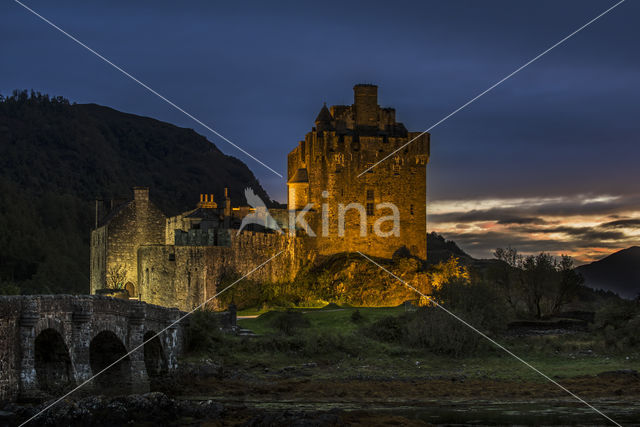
xmin=410 ymin=204 xmax=414 ymax=215
xmin=366 ymin=203 xmax=374 ymax=216
xmin=168 ymin=253 xmax=175 ymax=261
xmin=366 ymin=189 xmax=374 ymax=200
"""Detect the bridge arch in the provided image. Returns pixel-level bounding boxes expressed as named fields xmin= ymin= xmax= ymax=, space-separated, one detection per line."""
xmin=34 ymin=328 xmax=73 ymax=394
xmin=143 ymin=331 xmax=168 ymax=378
xmin=34 ymin=317 xmax=66 ymax=343
xmin=89 ymin=330 xmax=131 ymax=393
xmin=89 ymin=324 xmax=128 ymax=345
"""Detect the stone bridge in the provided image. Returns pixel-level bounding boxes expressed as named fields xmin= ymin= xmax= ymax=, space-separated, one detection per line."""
xmin=0 ymin=295 xmax=190 ymax=402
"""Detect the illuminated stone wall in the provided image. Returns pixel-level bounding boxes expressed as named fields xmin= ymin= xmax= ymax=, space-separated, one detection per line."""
xmin=287 ymin=84 xmax=429 ymax=260
xmin=137 ymin=231 xmax=311 ymax=311
xmin=90 ymin=187 xmax=166 ymax=296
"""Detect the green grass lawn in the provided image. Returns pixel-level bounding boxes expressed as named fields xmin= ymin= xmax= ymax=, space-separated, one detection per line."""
xmin=239 ymin=305 xmax=405 ymax=335
xmin=231 ymin=305 xmax=640 ymax=382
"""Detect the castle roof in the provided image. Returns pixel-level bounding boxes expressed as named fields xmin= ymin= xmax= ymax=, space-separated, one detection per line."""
xmin=97 ymin=200 xmax=132 ymax=228
xmin=184 ymin=207 xmax=222 ymax=220
xmin=314 ymin=104 xmax=333 ymax=124
xmin=288 ymin=168 xmax=309 ymax=184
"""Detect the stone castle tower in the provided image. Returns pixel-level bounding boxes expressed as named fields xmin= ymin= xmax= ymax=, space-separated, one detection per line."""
xmin=287 ymin=84 xmax=429 ymax=259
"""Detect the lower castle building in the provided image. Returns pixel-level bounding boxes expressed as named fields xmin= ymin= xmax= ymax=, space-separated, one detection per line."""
xmin=90 ymin=85 xmax=429 ymax=310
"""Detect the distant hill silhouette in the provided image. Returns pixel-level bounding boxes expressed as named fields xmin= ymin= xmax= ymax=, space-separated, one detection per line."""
xmin=0 ymin=90 xmax=273 ymax=294
xmin=426 ymin=232 xmax=472 ymax=264
xmin=576 ymin=247 xmax=640 ymax=299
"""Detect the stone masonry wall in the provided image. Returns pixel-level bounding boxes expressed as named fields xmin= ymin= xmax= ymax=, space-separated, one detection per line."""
xmin=287 ymin=87 xmax=429 ymax=260
xmin=90 ymin=189 xmax=166 ymax=296
xmin=303 ymin=132 xmax=428 ymax=260
xmin=0 ymin=300 xmax=21 ymax=401
xmin=137 ymin=231 xmax=311 ymax=311
xmin=89 ymin=226 xmax=107 ymax=294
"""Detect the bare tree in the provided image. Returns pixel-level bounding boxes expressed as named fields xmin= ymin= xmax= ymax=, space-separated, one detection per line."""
xmin=491 ymin=247 xmax=524 ymax=312
xmin=106 ymin=265 xmax=127 ymax=290
xmin=550 ymin=255 xmax=583 ymax=314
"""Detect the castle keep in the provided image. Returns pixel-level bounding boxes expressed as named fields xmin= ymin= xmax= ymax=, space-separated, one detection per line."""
xmin=90 ymin=85 xmax=429 ymax=310
xmin=287 ymin=84 xmax=429 ymax=259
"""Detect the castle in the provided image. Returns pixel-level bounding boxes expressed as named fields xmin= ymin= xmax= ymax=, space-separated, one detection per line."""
xmin=90 ymin=85 xmax=429 ymax=310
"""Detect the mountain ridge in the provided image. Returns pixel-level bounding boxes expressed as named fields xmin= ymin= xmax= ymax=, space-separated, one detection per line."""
xmin=576 ymin=246 xmax=640 ymax=299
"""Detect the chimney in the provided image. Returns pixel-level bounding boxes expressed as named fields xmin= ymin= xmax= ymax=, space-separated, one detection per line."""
xmin=224 ymin=187 xmax=231 ymax=228
xmin=198 ymin=193 xmax=217 ymax=208
xmin=353 ymin=84 xmax=378 ymax=127
xmin=133 ymin=187 xmax=149 ymax=202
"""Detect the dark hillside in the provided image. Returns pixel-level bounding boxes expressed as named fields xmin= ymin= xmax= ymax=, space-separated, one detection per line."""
xmin=427 ymin=232 xmax=472 ymax=264
xmin=0 ymin=90 xmax=274 ymax=294
xmin=576 ymin=246 xmax=640 ymax=299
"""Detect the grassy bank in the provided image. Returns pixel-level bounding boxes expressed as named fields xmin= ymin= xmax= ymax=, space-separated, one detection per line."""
xmin=184 ymin=305 xmax=640 ymax=384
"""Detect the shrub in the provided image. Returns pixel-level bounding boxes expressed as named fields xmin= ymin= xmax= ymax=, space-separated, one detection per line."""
xmin=404 ymin=307 xmax=484 ymax=356
xmin=364 ymin=280 xmax=508 ymax=357
xmin=366 ymin=314 xmax=408 ymax=343
xmin=350 ymin=309 xmax=365 ymax=323
xmin=187 ymin=310 xmax=221 ymax=353
xmin=431 ymin=280 xmax=507 ymax=334
xmin=594 ymin=299 xmax=640 ymax=351
xmin=270 ymin=310 xmax=311 ymax=335
xmin=594 ymin=299 xmax=637 ymax=329
xmin=302 ymin=331 xmax=361 ymax=357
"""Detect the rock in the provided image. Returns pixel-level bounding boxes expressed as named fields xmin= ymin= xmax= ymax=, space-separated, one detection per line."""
xmin=12 ymin=392 xmax=225 ymax=425
xmin=597 ymin=369 xmax=639 ymax=377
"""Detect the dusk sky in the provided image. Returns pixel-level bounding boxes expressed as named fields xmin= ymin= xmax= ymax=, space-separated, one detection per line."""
xmin=2 ymin=0 xmax=639 ymax=263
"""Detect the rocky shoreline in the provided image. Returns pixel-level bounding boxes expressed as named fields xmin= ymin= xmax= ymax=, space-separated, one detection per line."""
xmin=1 ymin=392 xmax=347 ymax=426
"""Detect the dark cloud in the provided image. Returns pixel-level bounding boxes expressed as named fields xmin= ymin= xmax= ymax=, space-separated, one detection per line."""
xmin=496 ymin=217 xmax=547 ymax=225
xmin=515 ymin=225 xmax=626 ymax=241
xmin=431 ymin=196 xmax=640 ymax=261
xmin=600 ymin=218 xmax=640 ymax=228
xmin=437 ymin=227 xmax=634 ymax=262
xmin=430 ymin=194 xmax=640 ymax=225
xmin=437 ymin=230 xmax=575 ymax=257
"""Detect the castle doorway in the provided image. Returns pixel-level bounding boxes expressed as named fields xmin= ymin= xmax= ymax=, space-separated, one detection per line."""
xmin=124 ymin=282 xmax=136 ymax=298
xmin=90 ymin=331 xmax=131 ymax=393
xmin=34 ymin=328 xmax=73 ymax=394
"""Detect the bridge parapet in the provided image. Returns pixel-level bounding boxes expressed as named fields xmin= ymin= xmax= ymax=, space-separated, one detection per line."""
xmin=0 ymin=295 xmax=191 ymax=402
